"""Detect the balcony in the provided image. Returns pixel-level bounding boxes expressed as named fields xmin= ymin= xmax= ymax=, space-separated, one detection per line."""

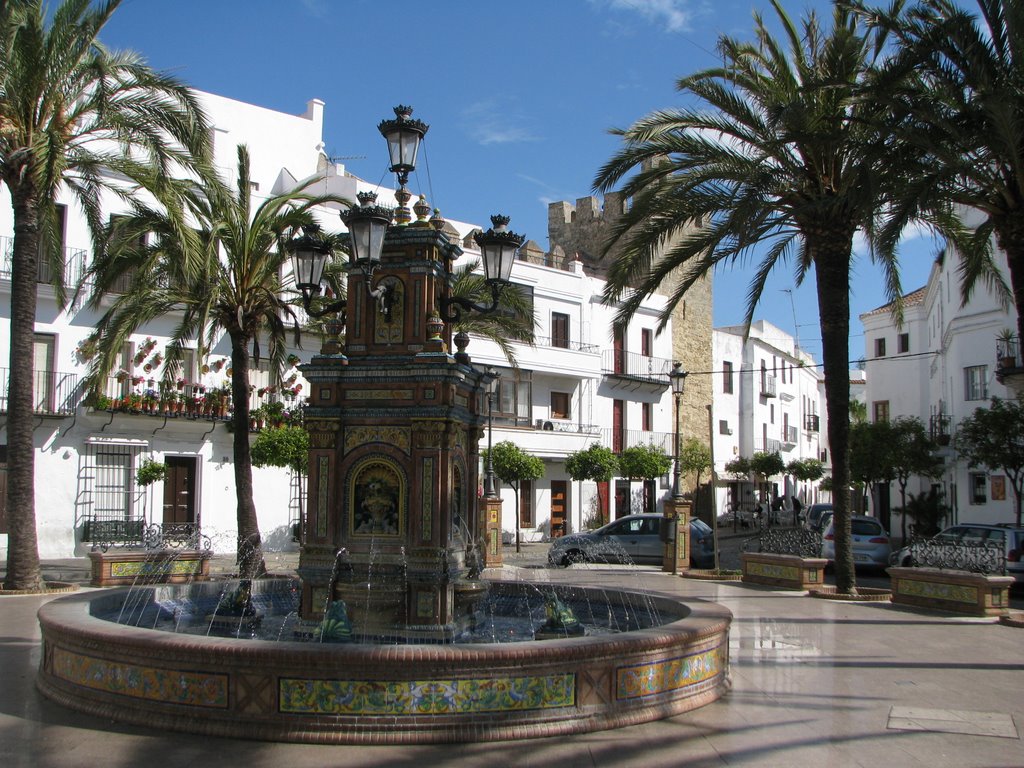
xmin=601 ymin=350 xmax=673 ymax=388
xmin=0 ymin=367 xmax=83 ymax=416
xmin=602 ymin=428 xmax=673 ymax=455
xmin=804 ymin=414 xmax=820 ymax=432
xmin=760 ymin=373 xmax=777 ymax=398
xmin=535 ymin=418 xmax=599 ymax=434
xmin=995 ymin=334 xmax=1024 ymax=395
xmin=781 ymin=425 xmax=798 ymax=449
xmin=755 ymin=438 xmax=781 ymax=454
xmin=0 ymin=235 xmax=88 ymax=290
xmin=929 ymin=412 xmax=952 ymax=447
xmin=533 ymin=334 xmax=600 ymax=354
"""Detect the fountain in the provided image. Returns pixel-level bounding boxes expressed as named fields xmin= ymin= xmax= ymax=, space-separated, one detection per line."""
xmin=35 ymin=107 xmax=732 ymax=743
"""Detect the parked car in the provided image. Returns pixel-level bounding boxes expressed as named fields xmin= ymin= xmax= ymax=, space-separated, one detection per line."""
xmin=821 ymin=515 xmax=891 ymax=570
xmin=548 ymin=513 xmax=717 ymax=568
xmin=804 ymin=503 xmax=834 ymax=533
xmin=889 ymin=524 xmax=1024 ymax=585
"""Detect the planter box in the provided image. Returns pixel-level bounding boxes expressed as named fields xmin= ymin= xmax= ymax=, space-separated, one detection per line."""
xmin=887 ymin=566 xmax=1014 ymax=617
xmin=740 ymin=552 xmax=827 ymax=590
xmin=88 ymin=550 xmax=212 ymax=587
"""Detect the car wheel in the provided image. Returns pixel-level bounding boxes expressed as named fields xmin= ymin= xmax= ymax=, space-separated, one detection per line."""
xmin=564 ymin=550 xmax=587 ymax=567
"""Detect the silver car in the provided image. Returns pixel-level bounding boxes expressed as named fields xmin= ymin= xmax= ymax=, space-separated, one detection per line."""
xmin=889 ymin=524 xmax=1024 ymax=584
xmin=548 ymin=513 xmax=664 ymax=567
xmin=821 ymin=515 xmax=891 ymax=570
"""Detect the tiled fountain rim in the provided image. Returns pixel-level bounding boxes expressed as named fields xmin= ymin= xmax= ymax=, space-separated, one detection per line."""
xmin=37 ymin=581 xmax=733 ymax=744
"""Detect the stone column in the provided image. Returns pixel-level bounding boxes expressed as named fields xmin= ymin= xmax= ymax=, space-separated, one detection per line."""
xmin=662 ymin=499 xmax=691 ymax=575
xmin=481 ymin=496 xmax=504 ymax=568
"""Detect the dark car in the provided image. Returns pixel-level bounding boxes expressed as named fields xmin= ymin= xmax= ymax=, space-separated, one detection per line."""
xmin=805 ymin=503 xmax=834 ymax=533
xmin=547 ymin=513 xmax=717 ymax=568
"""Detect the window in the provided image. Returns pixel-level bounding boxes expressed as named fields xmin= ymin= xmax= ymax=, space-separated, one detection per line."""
xmin=641 ymin=328 xmax=653 ymax=357
xmin=872 ymin=400 xmax=890 ymax=423
xmin=898 ymin=333 xmax=910 ymax=353
xmin=874 ymin=337 xmax=886 ymax=357
xmin=964 ymin=365 xmax=988 ymax=401
xmin=32 ymin=333 xmax=56 ymax=413
xmin=551 ymin=312 xmax=570 ymax=349
xmin=490 ymin=368 xmax=532 ymax=426
xmin=723 ymin=361 xmax=733 ymax=394
xmin=550 ymin=391 xmax=570 ymax=420
xmin=718 ymin=419 xmax=731 ymax=435
xmin=969 ymin=472 xmax=987 ymax=505
xmin=641 ymin=402 xmax=652 ymax=431
xmin=770 ymin=404 xmax=775 ymax=424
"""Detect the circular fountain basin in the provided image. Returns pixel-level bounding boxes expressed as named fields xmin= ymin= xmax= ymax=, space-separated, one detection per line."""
xmin=36 ymin=582 xmax=731 ymax=744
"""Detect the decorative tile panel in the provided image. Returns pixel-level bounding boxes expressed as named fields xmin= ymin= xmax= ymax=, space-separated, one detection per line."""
xmin=422 ymin=457 xmax=433 ymax=541
xmin=317 ymin=455 xmax=329 ymax=537
xmin=109 ymin=560 xmax=204 ymax=578
xmin=616 ymin=645 xmax=726 ymax=700
xmin=746 ymin=562 xmax=799 ymax=581
xmin=279 ymin=673 xmax=575 ymax=715
xmin=344 ymin=426 xmax=411 ymax=455
xmin=898 ymin=578 xmax=978 ymax=604
xmin=347 ymin=389 xmax=413 ymax=400
xmin=52 ymin=647 xmax=228 ymax=708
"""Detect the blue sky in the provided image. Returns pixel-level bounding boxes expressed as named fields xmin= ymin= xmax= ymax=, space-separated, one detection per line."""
xmin=100 ymin=0 xmax=941 ymax=364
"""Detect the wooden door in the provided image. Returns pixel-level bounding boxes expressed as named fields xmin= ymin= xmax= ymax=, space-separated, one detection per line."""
xmin=612 ymin=399 xmax=624 ymax=453
xmin=162 ymin=456 xmax=197 ymax=526
xmin=550 ymin=480 xmax=567 ymax=538
xmin=613 ymin=325 xmax=625 ymax=374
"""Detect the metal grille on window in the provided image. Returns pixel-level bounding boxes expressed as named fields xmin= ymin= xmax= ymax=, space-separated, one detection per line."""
xmin=79 ymin=442 xmax=147 ymax=543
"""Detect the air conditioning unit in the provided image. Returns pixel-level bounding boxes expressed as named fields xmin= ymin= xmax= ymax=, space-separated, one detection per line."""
xmin=536 ymin=419 xmax=554 ymax=431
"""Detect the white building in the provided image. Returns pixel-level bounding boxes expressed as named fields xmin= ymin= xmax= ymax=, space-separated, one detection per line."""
xmin=860 ymin=239 xmax=1020 ymax=532
xmin=711 ymin=320 xmax=830 ymax=519
xmin=0 ymin=90 xmax=686 ymax=559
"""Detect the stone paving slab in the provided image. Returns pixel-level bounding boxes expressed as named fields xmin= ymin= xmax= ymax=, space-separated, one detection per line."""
xmin=2 ymin=557 xmax=1023 ymax=767
xmin=888 ymin=707 xmax=1019 ymax=739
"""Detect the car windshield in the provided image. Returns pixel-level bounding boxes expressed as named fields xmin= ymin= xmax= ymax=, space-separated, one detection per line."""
xmin=851 ymin=519 xmax=883 ymax=536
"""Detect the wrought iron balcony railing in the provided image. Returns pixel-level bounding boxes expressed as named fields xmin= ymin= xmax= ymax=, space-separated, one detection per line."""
xmin=0 ymin=235 xmax=88 ymax=288
xmin=601 ymin=350 xmax=673 ymax=386
xmin=760 ymin=373 xmax=777 ymax=398
xmin=0 ymin=367 xmax=83 ymax=416
xmin=804 ymin=413 xmax=820 ymax=432
xmin=996 ymin=334 xmax=1021 ymax=372
xmin=602 ymin=428 xmax=673 ymax=455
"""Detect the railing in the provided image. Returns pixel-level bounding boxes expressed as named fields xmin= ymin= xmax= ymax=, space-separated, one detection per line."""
xmin=996 ymin=335 xmax=1021 ymax=370
xmin=602 ymin=428 xmax=673 ymax=454
xmin=905 ymin=536 xmax=1005 ymax=575
xmin=755 ymin=438 xmax=781 ymax=454
xmin=760 ymin=373 xmax=777 ymax=398
xmin=85 ymin=521 xmax=212 ymax=552
xmin=929 ymin=413 xmax=951 ymax=445
xmin=746 ymin=528 xmax=823 ymax=558
xmin=601 ymin=350 xmax=673 ymax=386
xmin=533 ymin=334 xmax=600 ymax=353
xmin=0 ymin=235 xmax=88 ymax=288
xmin=0 ymin=367 xmax=83 ymax=415
xmin=781 ymin=425 xmax=798 ymax=445
xmin=804 ymin=414 xmax=820 ymax=432
xmin=537 ymin=418 xmax=600 ymax=434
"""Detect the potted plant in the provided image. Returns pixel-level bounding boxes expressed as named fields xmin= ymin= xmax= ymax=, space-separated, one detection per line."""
xmin=997 ymin=328 xmax=1017 ymax=369
xmin=135 ymin=459 xmax=168 ymax=486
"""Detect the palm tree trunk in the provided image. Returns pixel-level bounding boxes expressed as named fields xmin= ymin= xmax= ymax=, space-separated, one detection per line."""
xmin=3 ymin=187 xmax=44 ymax=591
xmin=229 ymin=332 xmax=266 ymax=579
xmin=813 ymin=234 xmax=857 ymax=594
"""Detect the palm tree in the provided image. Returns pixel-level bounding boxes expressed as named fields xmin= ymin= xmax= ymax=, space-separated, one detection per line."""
xmin=592 ymin=0 xmax=903 ymax=593
xmin=86 ymin=145 xmax=345 ymax=578
xmin=861 ymin=0 xmax=1024 ymax=340
xmin=0 ymin=0 xmax=208 ymax=591
xmin=449 ymin=260 xmax=536 ymax=363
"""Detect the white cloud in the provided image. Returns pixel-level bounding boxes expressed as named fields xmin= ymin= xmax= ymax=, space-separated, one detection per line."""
xmin=462 ymin=101 xmax=540 ymax=146
xmin=300 ymin=0 xmax=329 ymax=18
xmin=592 ymin=0 xmax=695 ymax=33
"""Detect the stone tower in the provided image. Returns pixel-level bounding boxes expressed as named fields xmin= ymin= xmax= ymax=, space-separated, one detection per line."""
xmin=547 ymin=193 xmax=714 ymax=467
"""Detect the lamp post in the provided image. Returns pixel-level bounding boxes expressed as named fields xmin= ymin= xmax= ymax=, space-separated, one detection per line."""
xmin=484 ymin=368 xmax=500 ymax=498
xmin=669 ymin=362 xmax=688 ymax=500
xmin=438 ymin=214 xmax=523 ymax=322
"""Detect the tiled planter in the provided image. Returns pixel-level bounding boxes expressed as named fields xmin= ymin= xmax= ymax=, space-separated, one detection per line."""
xmin=887 ymin=567 xmax=1014 ymax=617
xmin=740 ymin=552 xmax=827 ymax=591
xmin=88 ymin=550 xmax=212 ymax=587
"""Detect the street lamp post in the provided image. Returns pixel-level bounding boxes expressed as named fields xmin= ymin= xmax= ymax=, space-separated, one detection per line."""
xmin=669 ymin=362 xmax=688 ymax=500
xmin=484 ymin=368 xmax=500 ymax=498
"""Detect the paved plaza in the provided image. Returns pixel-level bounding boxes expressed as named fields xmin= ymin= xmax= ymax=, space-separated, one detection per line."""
xmin=2 ymin=547 xmax=1022 ymax=767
